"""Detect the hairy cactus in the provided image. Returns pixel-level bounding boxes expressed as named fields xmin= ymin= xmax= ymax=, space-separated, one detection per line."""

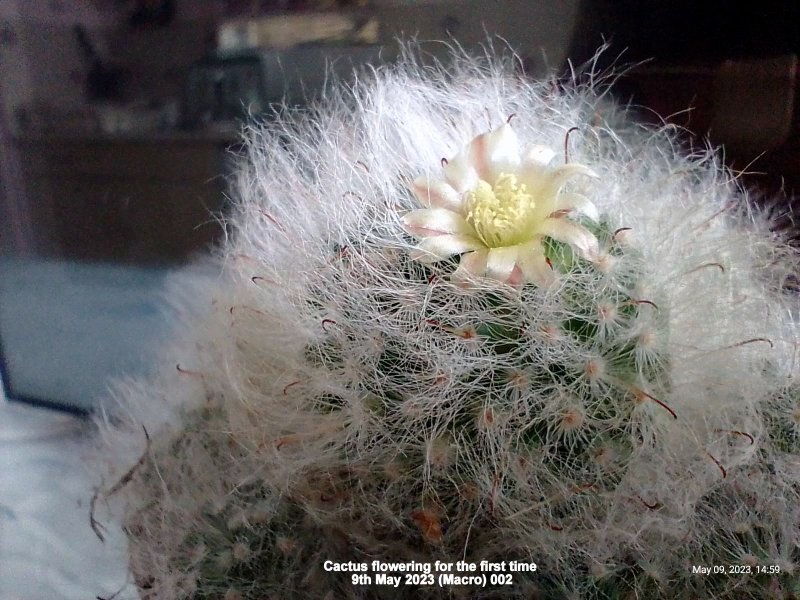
xmin=97 ymin=47 xmax=799 ymax=600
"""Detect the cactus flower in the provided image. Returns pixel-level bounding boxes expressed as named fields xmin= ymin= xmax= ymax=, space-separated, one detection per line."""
xmin=403 ymin=122 xmax=600 ymax=285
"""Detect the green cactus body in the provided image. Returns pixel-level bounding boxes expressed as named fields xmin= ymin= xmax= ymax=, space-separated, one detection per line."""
xmin=126 ymin=217 xmax=690 ymax=599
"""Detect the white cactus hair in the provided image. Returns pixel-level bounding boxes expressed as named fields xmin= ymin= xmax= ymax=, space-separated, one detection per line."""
xmin=95 ymin=42 xmax=800 ymax=599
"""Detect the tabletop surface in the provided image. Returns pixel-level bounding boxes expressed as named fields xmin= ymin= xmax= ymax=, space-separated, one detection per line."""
xmin=0 ymin=395 xmax=136 ymax=599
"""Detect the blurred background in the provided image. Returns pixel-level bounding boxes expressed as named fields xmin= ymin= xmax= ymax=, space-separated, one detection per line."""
xmin=0 ymin=0 xmax=797 ymax=413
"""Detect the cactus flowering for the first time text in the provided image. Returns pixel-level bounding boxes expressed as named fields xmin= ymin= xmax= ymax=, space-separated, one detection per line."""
xmin=95 ymin=47 xmax=800 ymax=599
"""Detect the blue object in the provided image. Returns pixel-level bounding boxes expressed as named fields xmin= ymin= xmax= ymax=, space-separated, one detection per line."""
xmin=0 ymin=257 xmax=172 ymax=414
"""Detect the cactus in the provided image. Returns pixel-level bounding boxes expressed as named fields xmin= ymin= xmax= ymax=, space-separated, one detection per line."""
xmin=98 ymin=48 xmax=799 ymax=599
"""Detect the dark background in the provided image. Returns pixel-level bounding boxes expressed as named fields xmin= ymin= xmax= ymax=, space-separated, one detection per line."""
xmin=573 ymin=0 xmax=800 ymax=231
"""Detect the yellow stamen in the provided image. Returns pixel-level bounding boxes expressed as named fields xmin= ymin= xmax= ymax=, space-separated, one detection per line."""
xmin=464 ymin=173 xmax=539 ymax=247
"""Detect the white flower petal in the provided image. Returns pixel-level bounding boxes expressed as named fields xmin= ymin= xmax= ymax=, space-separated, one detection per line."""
xmin=468 ymin=123 xmax=521 ymax=179
xmin=556 ymin=163 xmax=599 ymax=179
xmin=554 ymin=192 xmax=599 ymax=222
xmin=541 ymin=163 xmax=599 ymax=197
xmin=402 ymin=208 xmax=473 ymax=238
xmin=516 ymin=241 xmax=555 ymax=286
xmin=525 ymin=144 xmax=557 ymax=167
xmin=442 ymin=152 xmax=478 ymax=193
xmin=412 ymin=176 xmax=463 ymax=211
xmin=451 ymin=248 xmax=489 ymax=281
xmin=410 ymin=234 xmax=484 ymax=263
xmin=538 ymin=218 xmax=599 ymax=261
xmin=506 ymin=263 xmax=524 ymax=287
xmin=486 ymin=246 xmax=521 ymax=282
xmin=517 ymin=155 xmax=555 ymax=194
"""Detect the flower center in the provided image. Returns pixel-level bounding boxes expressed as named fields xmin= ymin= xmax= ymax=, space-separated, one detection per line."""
xmin=464 ymin=173 xmax=539 ymax=248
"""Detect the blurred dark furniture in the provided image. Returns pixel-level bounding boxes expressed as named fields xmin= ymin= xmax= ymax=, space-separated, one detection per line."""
xmin=17 ymin=133 xmax=233 ymax=264
xmin=618 ymin=55 xmax=799 ymax=207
